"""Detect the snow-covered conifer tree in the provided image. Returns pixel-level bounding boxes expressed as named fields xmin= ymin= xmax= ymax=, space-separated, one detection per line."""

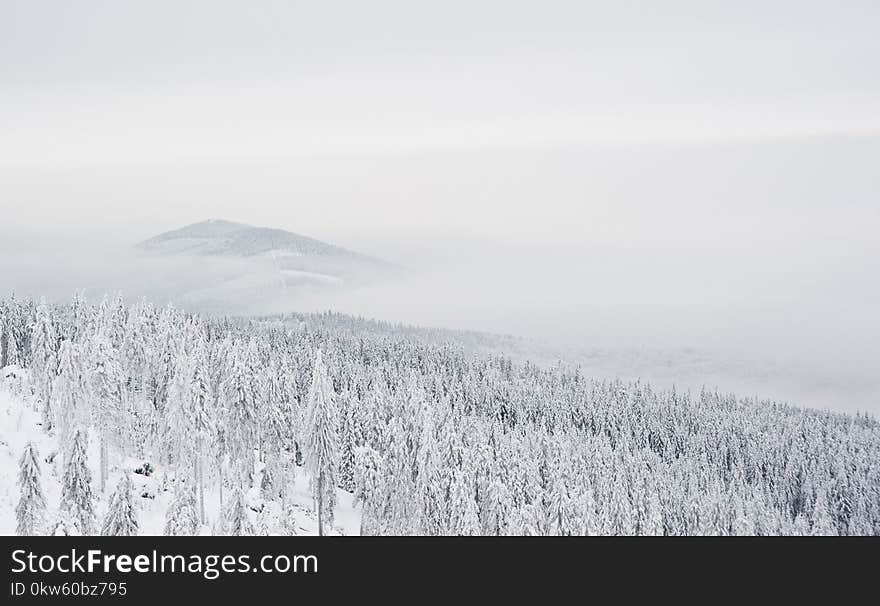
xmin=643 ymin=487 xmax=665 ymax=536
xmin=164 ymin=487 xmax=200 ymax=536
xmin=16 ymin=442 xmax=46 ymax=535
xmin=0 ymin=299 xmax=8 ymax=368
xmin=223 ymin=487 xmax=254 ymax=536
xmin=101 ymin=474 xmax=138 ymax=536
xmin=810 ymin=486 xmax=838 ymax=536
xmin=354 ymin=445 xmax=384 ymax=535
xmin=189 ymin=346 xmax=212 ymax=524
xmin=47 ymin=509 xmax=80 ymax=536
xmin=30 ymin=298 xmax=58 ymax=432
xmin=483 ymin=473 xmax=510 ymax=536
xmin=88 ymin=334 xmax=124 ymax=492
xmin=221 ymin=343 xmax=258 ymax=486
xmin=304 ymin=349 xmax=339 ymax=536
xmin=60 ymin=429 xmax=95 ymax=535
xmin=165 ymin=347 xmax=195 ymax=472
xmin=339 ymin=395 xmax=357 ymax=493
xmin=53 ymin=340 xmax=83 ymax=449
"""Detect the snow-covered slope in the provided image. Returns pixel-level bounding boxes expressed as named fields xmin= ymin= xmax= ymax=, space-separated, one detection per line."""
xmin=0 ymin=370 xmax=361 ymax=536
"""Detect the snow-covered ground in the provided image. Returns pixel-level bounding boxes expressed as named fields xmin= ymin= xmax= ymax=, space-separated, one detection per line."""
xmin=0 ymin=371 xmax=361 ymax=536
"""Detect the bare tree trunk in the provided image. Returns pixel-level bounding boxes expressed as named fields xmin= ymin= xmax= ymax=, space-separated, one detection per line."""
xmin=219 ymin=464 xmax=224 ymax=512
xmin=197 ymin=438 xmax=205 ymax=524
xmin=280 ymin=459 xmax=287 ymax=510
xmin=42 ymin=396 xmax=53 ymax=434
xmin=100 ymin=432 xmax=107 ymax=492
xmin=317 ymin=470 xmax=324 ymax=537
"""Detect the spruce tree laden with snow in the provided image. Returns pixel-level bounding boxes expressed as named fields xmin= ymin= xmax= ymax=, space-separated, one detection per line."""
xmin=810 ymin=486 xmax=838 ymax=536
xmin=30 ymin=298 xmax=58 ymax=432
xmin=47 ymin=509 xmax=80 ymax=536
xmin=188 ymin=350 xmax=212 ymax=524
xmin=220 ymin=346 xmax=258 ymax=488
xmin=16 ymin=442 xmax=46 ymax=536
xmin=60 ymin=429 xmax=96 ymax=535
xmin=354 ymin=445 xmax=384 ymax=535
xmin=164 ymin=487 xmax=200 ymax=536
xmin=52 ymin=340 xmax=83 ymax=448
xmin=89 ymin=334 xmax=124 ymax=493
xmin=223 ymin=487 xmax=254 ymax=536
xmin=101 ymin=474 xmax=139 ymax=536
xmin=303 ymin=349 xmax=339 ymax=536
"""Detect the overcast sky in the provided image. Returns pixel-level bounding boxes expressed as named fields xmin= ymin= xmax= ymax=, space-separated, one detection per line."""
xmin=1 ymin=1 xmax=878 ymax=235
xmin=1 ymin=1 xmax=878 ymax=233
xmin=1 ymin=1 xmax=878 ymax=410
xmin=3 ymin=1 xmax=880 ymax=161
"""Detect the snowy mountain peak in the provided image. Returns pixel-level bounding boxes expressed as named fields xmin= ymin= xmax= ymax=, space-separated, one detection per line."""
xmin=132 ymin=221 xmax=396 ymax=310
xmin=136 ymin=220 xmax=369 ymax=260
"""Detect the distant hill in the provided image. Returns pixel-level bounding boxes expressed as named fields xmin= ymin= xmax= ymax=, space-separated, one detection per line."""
xmin=133 ymin=220 xmax=398 ymax=309
xmin=136 ymin=219 xmax=381 ymax=262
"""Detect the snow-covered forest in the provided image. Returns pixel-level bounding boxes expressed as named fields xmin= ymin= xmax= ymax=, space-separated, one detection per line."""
xmin=2 ymin=293 xmax=879 ymax=536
